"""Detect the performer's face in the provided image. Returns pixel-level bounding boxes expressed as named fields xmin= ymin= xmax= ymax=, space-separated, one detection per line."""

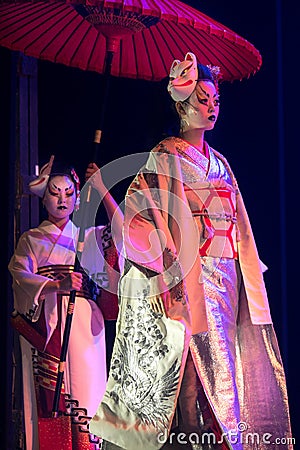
xmin=43 ymin=175 xmax=76 ymax=223
xmin=182 ymin=80 xmax=220 ymax=131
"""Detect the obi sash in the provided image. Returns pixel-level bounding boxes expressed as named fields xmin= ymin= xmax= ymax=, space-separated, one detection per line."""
xmin=37 ymin=264 xmax=99 ymax=301
xmin=185 ymin=183 xmax=238 ymax=259
xmin=11 ymin=264 xmax=99 ymax=351
xmin=177 ymin=139 xmax=238 ymax=260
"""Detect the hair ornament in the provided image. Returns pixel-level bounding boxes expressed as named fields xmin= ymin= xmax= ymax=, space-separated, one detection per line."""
xmin=206 ymin=64 xmax=222 ymax=83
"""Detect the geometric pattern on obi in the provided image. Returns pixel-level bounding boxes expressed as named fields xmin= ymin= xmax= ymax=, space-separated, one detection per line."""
xmin=37 ymin=264 xmax=99 ymax=301
xmin=33 ymin=350 xmax=65 ymax=393
xmin=185 ymin=183 xmax=238 ymax=259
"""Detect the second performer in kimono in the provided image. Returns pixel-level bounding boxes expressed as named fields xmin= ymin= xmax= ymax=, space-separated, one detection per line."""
xmin=8 ymin=157 xmax=122 ymax=450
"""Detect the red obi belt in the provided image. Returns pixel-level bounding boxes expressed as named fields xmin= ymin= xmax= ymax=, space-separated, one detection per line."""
xmin=185 ymin=185 xmax=238 ymax=259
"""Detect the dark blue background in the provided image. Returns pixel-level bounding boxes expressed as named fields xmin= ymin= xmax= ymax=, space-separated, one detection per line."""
xmin=1 ymin=0 xmax=299 ymax=446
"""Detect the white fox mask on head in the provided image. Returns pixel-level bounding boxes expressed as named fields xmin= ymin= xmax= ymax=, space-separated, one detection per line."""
xmin=29 ymin=155 xmax=55 ymax=198
xmin=167 ymin=52 xmax=198 ymax=102
xmin=28 ymin=156 xmax=81 ymax=209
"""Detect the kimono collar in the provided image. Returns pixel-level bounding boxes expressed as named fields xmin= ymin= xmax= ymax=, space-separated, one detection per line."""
xmin=174 ymin=138 xmax=210 ymax=174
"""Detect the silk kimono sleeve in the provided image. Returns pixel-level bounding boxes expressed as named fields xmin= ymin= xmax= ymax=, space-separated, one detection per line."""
xmin=8 ymin=230 xmax=51 ymax=320
xmin=124 ymin=139 xmax=208 ymax=334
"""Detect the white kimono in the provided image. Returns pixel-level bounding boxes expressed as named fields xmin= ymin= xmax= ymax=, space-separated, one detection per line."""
xmin=8 ymin=219 xmax=111 ymax=449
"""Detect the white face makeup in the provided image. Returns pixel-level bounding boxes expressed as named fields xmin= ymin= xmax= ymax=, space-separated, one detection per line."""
xmin=181 ymin=80 xmax=220 ymax=131
xmin=43 ymin=175 xmax=76 ymax=223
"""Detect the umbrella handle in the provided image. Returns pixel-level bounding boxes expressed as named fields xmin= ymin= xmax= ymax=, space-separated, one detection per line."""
xmin=52 ymin=42 xmax=115 ymax=408
xmin=51 ymin=248 xmax=85 ymax=417
xmin=51 ymin=287 xmax=77 ymax=417
xmin=93 ymin=50 xmax=114 ymax=162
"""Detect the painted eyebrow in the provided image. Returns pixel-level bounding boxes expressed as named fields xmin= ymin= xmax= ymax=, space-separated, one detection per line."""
xmin=197 ymin=85 xmax=219 ymax=98
xmin=50 ymin=183 xmax=74 ymax=192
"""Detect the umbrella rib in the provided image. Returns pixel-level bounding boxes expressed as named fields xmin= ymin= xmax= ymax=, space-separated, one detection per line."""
xmin=148 ymin=26 xmax=169 ymax=76
xmin=175 ymin=21 xmax=237 ymax=78
xmin=152 ymin=0 xmax=261 ymax=71
xmin=203 ymin=31 xmax=256 ymax=78
xmin=56 ymin=20 xmax=91 ymax=65
xmin=208 ymin=36 xmax=246 ymax=79
xmin=158 ymin=0 xmax=191 ymax=22
xmin=140 ymin=31 xmax=154 ymax=79
xmin=13 ymin=7 xmax=76 ymax=53
xmin=166 ymin=21 xmax=253 ymax=81
xmin=130 ymin=35 xmax=140 ymax=79
xmin=2 ymin=3 xmax=72 ymax=44
xmin=119 ymin=38 xmax=123 ymax=77
xmin=33 ymin=11 xmax=78 ymax=57
xmin=0 ymin=3 xmax=56 ymax=35
xmin=86 ymin=29 xmax=101 ymax=70
xmin=158 ymin=20 xmax=187 ymax=59
xmin=155 ymin=24 xmax=177 ymax=62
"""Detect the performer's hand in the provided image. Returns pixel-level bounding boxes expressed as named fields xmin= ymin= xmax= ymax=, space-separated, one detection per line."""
xmin=85 ymin=162 xmax=99 ymax=181
xmin=149 ymin=276 xmax=171 ymax=317
xmin=149 ymin=295 xmax=167 ymax=317
xmin=41 ymin=272 xmax=83 ymax=296
xmin=85 ymin=162 xmax=107 ymax=196
xmin=58 ymin=272 xmax=83 ymax=292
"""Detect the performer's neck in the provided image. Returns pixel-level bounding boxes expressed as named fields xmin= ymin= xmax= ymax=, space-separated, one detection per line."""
xmin=180 ymin=129 xmax=205 ymax=154
xmin=48 ymin=216 xmax=69 ymax=230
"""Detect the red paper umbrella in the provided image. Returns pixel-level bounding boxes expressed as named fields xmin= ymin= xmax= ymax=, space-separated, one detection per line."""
xmin=0 ymin=0 xmax=262 ymax=82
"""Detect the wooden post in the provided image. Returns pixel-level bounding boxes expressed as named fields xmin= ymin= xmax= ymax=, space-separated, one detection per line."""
xmin=7 ymin=51 xmax=39 ymax=450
